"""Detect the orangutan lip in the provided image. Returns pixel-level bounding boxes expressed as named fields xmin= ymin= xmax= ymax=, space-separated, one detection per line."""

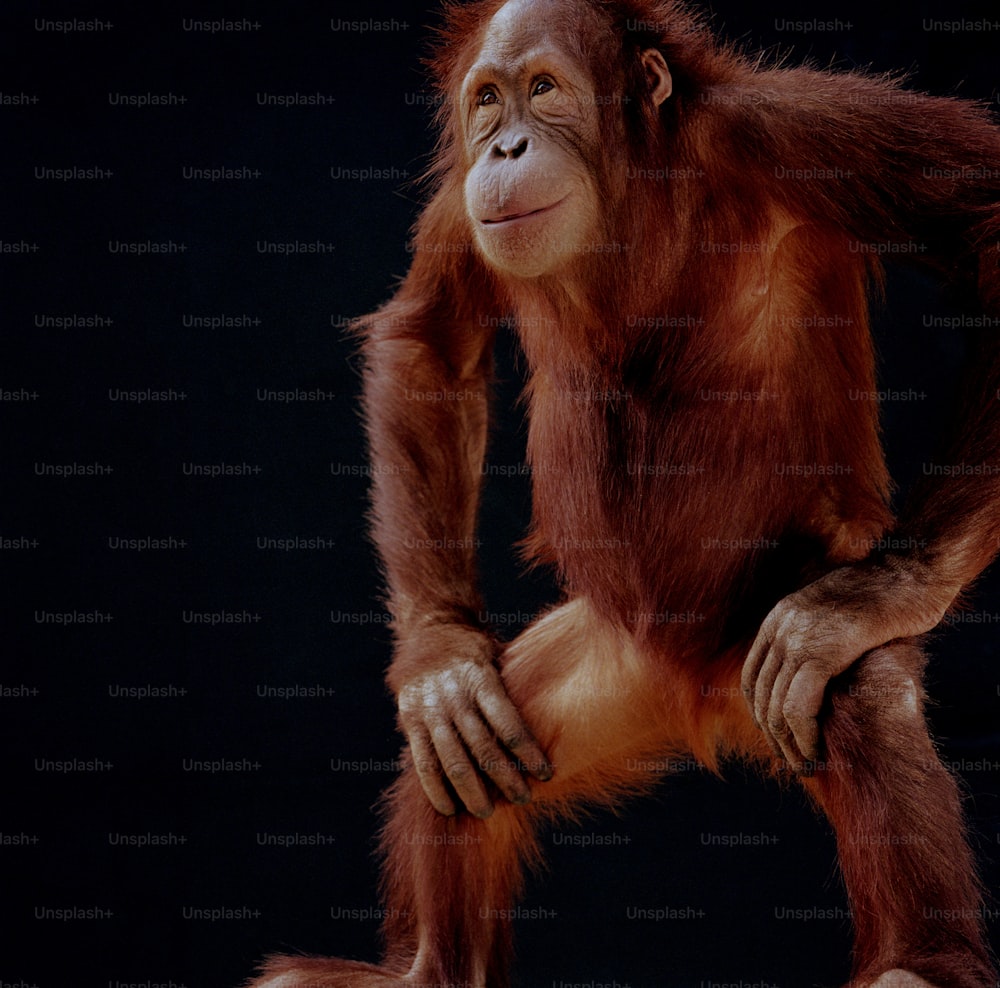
xmin=481 ymin=197 xmax=566 ymax=225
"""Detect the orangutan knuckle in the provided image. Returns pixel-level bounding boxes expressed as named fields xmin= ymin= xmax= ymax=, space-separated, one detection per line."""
xmin=767 ymin=714 xmax=789 ymax=738
xmin=781 ymin=634 xmax=810 ymax=664
xmin=444 ymin=761 xmax=473 ymax=785
xmin=765 ymin=604 xmax=792 ymax=635
xmin=397 ymin=686 xmax=421 ymax=716
xmin=453 ymin=660 xmax=483 ymax=693
xmin=501 ymin=729 xmax=526 ymax=752
xmin=470 ymin=739 xmax=497 ymax=767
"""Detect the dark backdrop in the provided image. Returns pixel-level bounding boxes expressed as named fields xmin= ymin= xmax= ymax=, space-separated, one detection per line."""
xmin=2 ymin=2 xmax=999 ymax=985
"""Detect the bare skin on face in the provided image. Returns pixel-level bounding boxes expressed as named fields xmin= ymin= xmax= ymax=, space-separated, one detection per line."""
xmin=463 ymin=0 xmax=670 ymax=277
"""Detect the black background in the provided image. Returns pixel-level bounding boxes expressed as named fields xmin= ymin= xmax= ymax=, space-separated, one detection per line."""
xmin=3 ymin=2 xmax=1000 ymax=986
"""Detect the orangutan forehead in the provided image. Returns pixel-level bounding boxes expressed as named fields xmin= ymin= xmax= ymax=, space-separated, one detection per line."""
xmin=483 ymin=0 xmax=610 ymax=60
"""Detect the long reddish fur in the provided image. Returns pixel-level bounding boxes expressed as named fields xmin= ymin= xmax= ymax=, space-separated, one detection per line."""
xmin=250 ymin=1 xmax=1000 ymax=986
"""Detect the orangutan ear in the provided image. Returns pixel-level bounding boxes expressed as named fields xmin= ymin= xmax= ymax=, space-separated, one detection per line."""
xmin=641 ymin=48 xmax=672 ymax=105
